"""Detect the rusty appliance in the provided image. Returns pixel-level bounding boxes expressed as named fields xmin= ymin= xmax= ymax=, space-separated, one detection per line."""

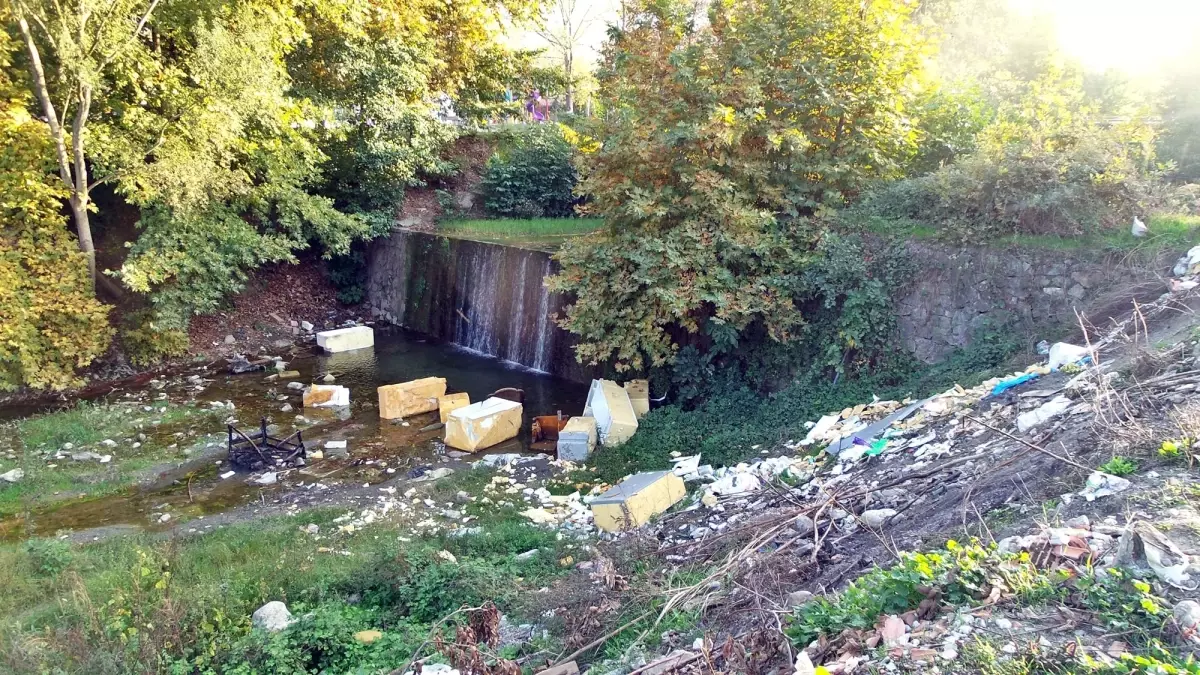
xmin=531 ymin=411 xmax=571 ymax=443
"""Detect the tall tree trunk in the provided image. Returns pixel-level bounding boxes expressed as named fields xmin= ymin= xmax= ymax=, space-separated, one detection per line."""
xmin=17 ymin=16 xmax=97 ymax=287
xmin=564 ymin=50 xmax=574 ymax=114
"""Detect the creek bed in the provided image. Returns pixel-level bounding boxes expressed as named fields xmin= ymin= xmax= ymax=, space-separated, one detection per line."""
xmin=0 ymin=329 xmax=587 ymax=540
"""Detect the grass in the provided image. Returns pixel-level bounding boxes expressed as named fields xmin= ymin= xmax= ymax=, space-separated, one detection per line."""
xmin=0 ymin=401 xmax=224 ymax=516
xmin=0 ymin=493 xmax=583 ymax=673
xmin=844 ymin=213 xmax=1200 ymax=257
xmin=438 ymin=217 xmax=604 ymax=249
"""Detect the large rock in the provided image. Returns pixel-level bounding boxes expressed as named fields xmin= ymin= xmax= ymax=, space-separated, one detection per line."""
xmin=316 ymin=325 xmax=374 ymax=353
xmin=591 ymin=470 xmax=686 ymax=533
xmin=1 ymin=468 xmax=24 ymax=483
xmin=584 ymin=379 xmax=638 ymax=447
xmin=378 ymin=377 xmax=446 ymax=420
xmin=444 ymin=397 xmax=523 ymax=452
xmin=252 ymin=601 xmax=296 ymax=632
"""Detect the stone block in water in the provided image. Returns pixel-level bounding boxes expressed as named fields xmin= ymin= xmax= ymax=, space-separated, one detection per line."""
xmin=444 ymin=397 xmax=523 ymax=452
xmin=303 ymin=384 xmax=349 ymax=408
xmin=378 ymin=377 xmax=446 ymax=419
xmin=316 ymin=326 xmax=374 ymax=353
xmin=590 ymin=470 xmax=685 ymax=532
xmin=624 ymin=379 xmax=650 ymax=419
xmin=557 ymin=416 xmax=597 ymax=462
xmin=438 ymin=392 xmax=471 ymax=423
xmin=584 ymin=379 xmax=639 ymax=447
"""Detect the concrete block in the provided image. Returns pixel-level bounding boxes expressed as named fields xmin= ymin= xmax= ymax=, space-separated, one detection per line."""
xmin=438 ymin=392 xmax=471 ymax=423
xmin=584 ymin=379 xmax=639 ymax=447
xmin=316 ymin=326 xmax=374 ymax=353
xmin=591 ymin=470 xmax=685 ymax=533
xmin=303 ymin=384 xmax=349 ymax=408
xmin=624 ymin=379 xmax=650 ymax=418
xmin=378 ymin=377 xmax=446 ymax=419
xmin=557 ymin=416 xmax=598 ymax=462
xmin=444 ymin=397 xmax=523 ymax=452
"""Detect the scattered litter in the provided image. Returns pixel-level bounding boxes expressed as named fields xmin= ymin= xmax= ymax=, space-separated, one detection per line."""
xmin=1116 ymin=521 xmax=1196 ymax=590
xmin=709 ymin=471 xmax=762 ymax=496
xmin=1047 ymin=343 xmax=1091 ymax=370
xmin=671 ymin=454 xmax=701 ymax=477
xmin=254 ymin=472 xmax=278 ymax=486
xmin=1016 ymin=395 xmax=1072 ymax=433
xmin=991 ymin=372 xmax=1039 ymax=397
xmin=220 ymin=470 xmax=236 ymax=479
xmin=1131 ymin=215 xmax=1148 ymax=237
xmin=1079 ymin=471 xmax=1131 ymax=501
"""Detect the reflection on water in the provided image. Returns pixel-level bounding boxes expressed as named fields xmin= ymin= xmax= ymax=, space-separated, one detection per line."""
xmin=0 ymin=328 xmax=587 ymax=540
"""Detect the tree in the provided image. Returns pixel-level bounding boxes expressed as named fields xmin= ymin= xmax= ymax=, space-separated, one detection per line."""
xmin=12 ymin=0 xmax=160 ymax=284
xmin=0 ymin=10 xmax=111 ymax=390
xmin=549 ymin=0 xmax=928 ymax=370
xmin=533 ymin=0 xmax=595 ymax=113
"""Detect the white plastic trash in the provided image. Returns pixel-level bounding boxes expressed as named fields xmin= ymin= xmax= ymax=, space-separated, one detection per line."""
xmin=1047 ymin=343 xmax=1090 ymax=370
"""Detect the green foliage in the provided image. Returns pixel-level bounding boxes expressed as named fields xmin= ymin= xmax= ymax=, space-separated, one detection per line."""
xmin=440 ymin=217 xmax=603 ymax=240
xmin=1071 ymin=569 xmax=1167 ymax=637
xmin=325 ymin=246 xmax=369 ymax=306
xmin=0 ymin=500 xmax=573 ymax=673
xmin=120 ymin=309 xmax=190 ymax=365
xmin=801 ymin=233 xmax=916 ymax=374
xmin=963 ymin=639 xmax=1200 ymax=674
xmin=0 ymin=97 xmax=112 ymax=390
xmin=1158 ymin=51 xmax=1200 ymax=184
xmin=906 ymin=85 xmax=994 ymax=175
xmin=787 ymin=541 xmax=1052 ymax=646
xmin=857 ymin=59 xmax=1162 ymax=242
xmin=22 ymin=538 xmax=73 ymax=577
xmin=550 ymin=0 xmax=928 ymax=372
xmin=1100 ymin=456 xmax=1138 ymax=477
xmin=552 ymin=222 xmax=813 ymax=371
xmin=481 ymin=123 xmax=579 ymax=218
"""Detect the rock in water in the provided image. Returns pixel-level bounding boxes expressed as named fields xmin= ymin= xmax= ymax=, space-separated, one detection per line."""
xmin=252 ymin=601 xmax=295 ymax=632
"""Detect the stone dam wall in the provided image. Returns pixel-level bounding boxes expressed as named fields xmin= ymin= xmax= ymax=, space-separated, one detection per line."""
xmin=365 ymin=230 xmax=594 ymax=380
xmin=366 ymin=228 xmax=1165 ymax=378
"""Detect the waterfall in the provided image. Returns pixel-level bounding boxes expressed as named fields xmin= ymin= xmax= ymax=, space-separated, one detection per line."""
xmin=504 ymin=253 xmax=530 ymax=364
xmin=367 ymin=230 xmax=589 ymax=380
xmin=532 ymin=256 xmax=553 ymax=373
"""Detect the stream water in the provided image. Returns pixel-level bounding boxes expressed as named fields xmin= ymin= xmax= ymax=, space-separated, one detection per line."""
xmin=0 ymin=329 xmax=587 ymax=540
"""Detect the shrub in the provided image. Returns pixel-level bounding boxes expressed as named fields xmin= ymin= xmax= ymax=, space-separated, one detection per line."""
xmin=481 ymin=124 xmax=578 ymax=219
xmin=121 ymin=309 xmax=190 ymax=365
xmin=856 ymin=62 xmax=1162 ymax=242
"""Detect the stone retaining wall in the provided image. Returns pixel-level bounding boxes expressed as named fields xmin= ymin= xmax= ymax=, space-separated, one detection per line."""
xmin=895 ymin=242 xmax=1163 ymax=362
